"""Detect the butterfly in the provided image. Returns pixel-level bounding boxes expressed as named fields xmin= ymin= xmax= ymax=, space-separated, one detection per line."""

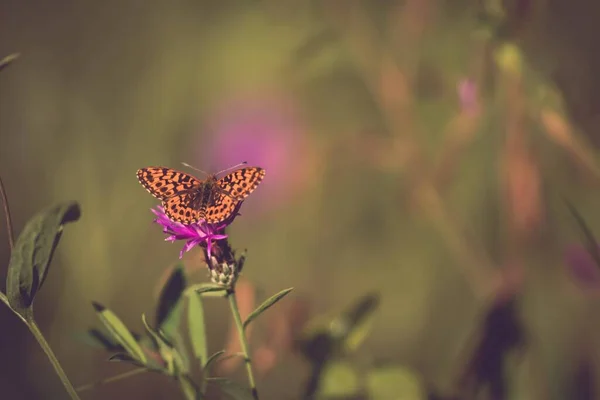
xmin=136 ymin=164 xmax=266 ymax=225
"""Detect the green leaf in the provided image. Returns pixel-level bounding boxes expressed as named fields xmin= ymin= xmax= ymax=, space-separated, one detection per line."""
xmin=142 ymin=313 xmax=178 ymax=375
xmin=0 ymin=53 xmax=19 ymax=72
xmin=179 ymin=375 xmax=200 ymax=400
xmin=338 ymin=293 xmax=379 ymax=352
xmin=317 ymin=361 xmax=360 ymax=398
xmin=204 ymin=350 xmax=226 ymax=372
xmin=92 ymin=302 xmax=147 ymax=364
xmin=187 ymin=292 xmax=208 ymax=366
xmin=81 ymin=328 xmax=142 ymax=352
xmin=243 ymin=287 xmax=293 ymax=330
xmin=365 ymin=366 xmax=425 ymax=400
xmin=207 ymin=378 xmax=254 ymax=400
xmin=6 ymin=202 xmax=80 ymax=312
xmin=108 ymin=353 xmax=146 ymax=368
xmin=188 ymin=283 xmax=227 ymax=297
xmin=158 ymin=298 xmax=189 ymax=373
xmin=156 ymin=266 xmax=189 ymax=373
xmin=156 ymin=265 xmax=186 ymax=328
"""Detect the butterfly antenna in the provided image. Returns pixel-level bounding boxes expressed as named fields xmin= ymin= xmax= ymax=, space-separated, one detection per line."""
xmin=214 ymin=161 xmax=248 ymax=176
xmin=181 ymin=162 xmax=210 ymax=177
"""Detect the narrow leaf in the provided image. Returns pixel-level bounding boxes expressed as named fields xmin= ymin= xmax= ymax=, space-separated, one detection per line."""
xmin=339 ymin=293 xmax=379 ymax=351
xmin=243 ymin=287 xmax=293 ymax=330
xmin=179 ymin=375 xmax=200 ymax=400
xmin=565 ymin=199 xmax=600 ymax=269
xmin=189 ymin=283 xmax=227 ymax=297
xmin=108 ymin=353 xmax=136 ymax=362
xmin=142 ymin=313 xmax=177 ymax=375
xmin=7 ymin=202 xmax=80 ymax=311
xmin=108 ymin=353 xmax=142 ymax=365
xmin=187 ymin=292 xmax=208 ymax=366
xmin=82 ymin=328 xmax=143 ymax=352
xmin=156 ymin=265 xmax=186 ymax=328
xmin=204 ymin=350 xmax=226 ymax=372
xmin=0 ymin=53 xmax=19 ymax=72
xmin=200 ymin=290 xmax=227 ymax=298
xmin=207 ymin=378 xmax=254 ymax=400
xmin=155 ymin=266 xmax=190 ymax=373
xmin=93 ymin=302 xmax=147 ymax=364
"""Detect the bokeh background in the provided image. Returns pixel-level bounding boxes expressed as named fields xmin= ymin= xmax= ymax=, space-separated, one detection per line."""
xmin=3 ymin=0 xmax=600 ymax=399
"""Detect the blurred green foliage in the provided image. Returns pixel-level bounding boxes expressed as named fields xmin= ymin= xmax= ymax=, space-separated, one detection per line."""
xmin=2 ymin=0 xmax=600 ymax=399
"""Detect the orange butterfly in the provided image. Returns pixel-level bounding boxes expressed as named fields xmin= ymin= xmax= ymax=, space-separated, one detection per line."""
xmin=137 ymin=163 xmax=265 ymax=225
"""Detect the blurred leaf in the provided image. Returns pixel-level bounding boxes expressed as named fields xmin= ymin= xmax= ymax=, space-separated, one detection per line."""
xmin=300 ymin=293 xmax=379 ymax=398
xmin=92 ymin=302 xmax=147 ymax=364
xmin=204 ymin=350 xmax=226 ymax=372
xmin=207 ymin=378 xmax=254 ymax=400
xmin=366 ymin=366 xmax=425 ymax=400
xmin=458 ymin=299 xmax=523 ymax=399
xmin=494 ymin=43 xmax=522 ymax=76
xmin=301 ymin=293 xmax=379 ymax=349
xmin=317 ymin=361 xmax=360 ymax=398
xmin=156 ymin=298 xmax=188 ymax=370
xmin=88 ymin=327 xmax=167 ymax=371
xmin=565 ymin=199 xmax=600 ymax=269
xmin=339 ymin=293 xmax=379 ymax=352
xmin=243 ymin=287 xmax=293 ymax=330
xmin=142 ymin=313 xmax=177 ymax=375
xmin=155 ymin=266 xmax=189 ymax=373
xmin=179 ymin=375 xmax=200 ymax=400
xmin=210 ymin=352 xmax=245 ymax=370
xmin=83 ymin=328 xmax=142 ymax=352
xmin=187 ymin=291 xmax=208 ymax=366
xmin=7 ymin=202 xmax=80 ymax=312
xmin=108 ymin=353 xmax=146 ymax=368
xmin=0 ymin=53 xmax=19 ymax=72
xmin=300 ymin=332 xmax=338 ymax=397
xmin=288 ymin=28 xmax=341 ymax=81
xmin=156 ymin=265 xmax=186 ymax=328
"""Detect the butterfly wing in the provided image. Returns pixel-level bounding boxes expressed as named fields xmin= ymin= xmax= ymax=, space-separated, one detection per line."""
xmin=202 ymin=193 xmax=239 ymax=224
xmin=136 ymin=167 xmax=201 ymax=200
xmin=138 ymin=165 xmax=264 ymax=225
xmin=217 ymin=167 xmax=266 ymax=201
xmin=163 ymin=192 xmax=203 ymax=224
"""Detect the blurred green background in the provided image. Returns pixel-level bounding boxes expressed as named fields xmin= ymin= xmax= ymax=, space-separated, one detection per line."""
xmin=3 ymin=0 xmax=600 ymax=399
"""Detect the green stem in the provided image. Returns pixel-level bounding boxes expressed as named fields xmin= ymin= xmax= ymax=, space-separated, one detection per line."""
xmin=227 ymin=290 xmax=259 ymax=400
xmin=25 ymin=311 xmax=81 ymax=400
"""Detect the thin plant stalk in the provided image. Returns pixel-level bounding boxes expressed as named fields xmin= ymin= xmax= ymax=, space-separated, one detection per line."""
xmin=24 ymin=310 xmax=82 ymax=400
xmin=76 ymin=368 xmax=148 ymax=392
xmin=227 ymin=289 xmax=259 ymax=400
xmin=0 ymin=175 xmax=14 ymax=250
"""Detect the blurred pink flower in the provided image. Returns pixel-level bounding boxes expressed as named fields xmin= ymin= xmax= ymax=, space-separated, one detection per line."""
xmin=199 ymin=90 xmax=313 ymax=215
xmin=564 ymin=244 xmax=600 ymax=293
xmin=457 ymin=78 xmax=480 ymax=115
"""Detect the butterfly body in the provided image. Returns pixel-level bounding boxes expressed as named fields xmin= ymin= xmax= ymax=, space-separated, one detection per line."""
xmin=136 ymin=166 xmax=265 ymax=225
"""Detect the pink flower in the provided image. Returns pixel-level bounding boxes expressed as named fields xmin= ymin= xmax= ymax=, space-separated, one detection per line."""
xmin=151 ymin=206 xmax=228 ymax=260
xmin=457 ymin=78 xmax=480 ymax=115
